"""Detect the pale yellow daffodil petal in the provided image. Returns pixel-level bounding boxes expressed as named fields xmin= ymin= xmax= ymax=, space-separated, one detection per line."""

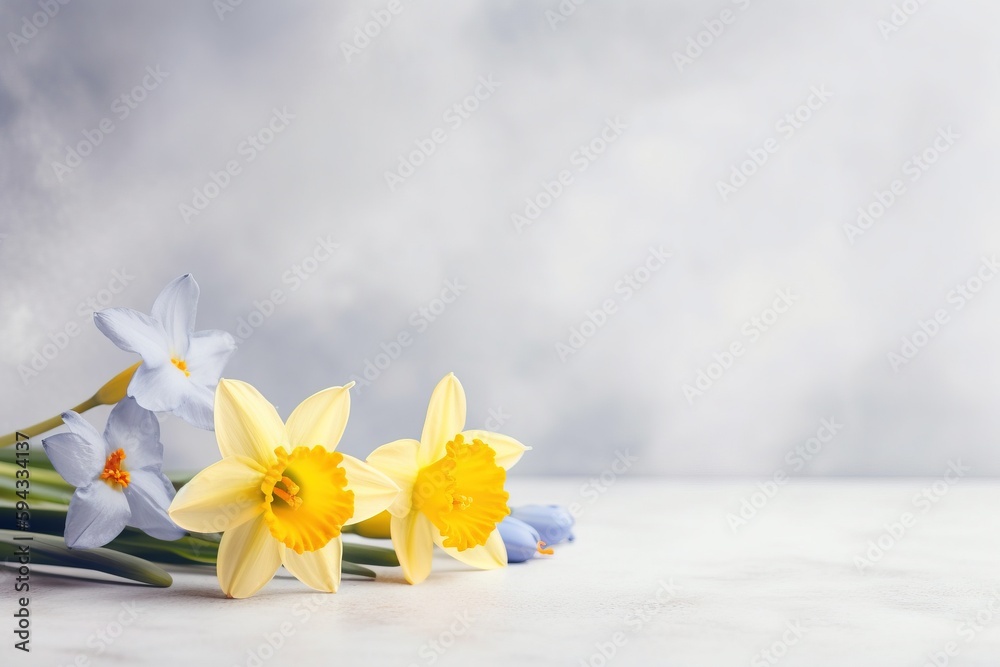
xmin=433 ymin=527 xmax=507 ymax=570
xmin=215 ymin=379 xmax=285 ymax=465
xmin=168 ymin=456 xmax=265 ymax=533
xmin=340 ymin=454 xmax=400 ymax=525
xmin=419 ymin=373 xmax=466 ymax=466
xmin=279 ymin=538 xmax=342 ymax=593
xmin=366 ymin=439 xmax=420 ymax=517
xmin=217 ymin=514 xmax=281 ymax=599
xmin=285 ymin=383 xmax=353 ymax=451
xmin=461 ymin=429 xmax=530 ymax=470
xmin=392 ymin=512 xmax=435 ymax=585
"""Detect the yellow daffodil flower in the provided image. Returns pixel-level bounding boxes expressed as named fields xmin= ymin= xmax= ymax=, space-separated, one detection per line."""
xmin=366 ymin=373 xmax=529 ymax=584
xmin=168 ymin=379 xmax=399 ymax=598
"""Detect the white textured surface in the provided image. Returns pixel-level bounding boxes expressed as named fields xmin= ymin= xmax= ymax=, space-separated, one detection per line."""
xmin=12 ymin=478 xmax=1000 ymax=666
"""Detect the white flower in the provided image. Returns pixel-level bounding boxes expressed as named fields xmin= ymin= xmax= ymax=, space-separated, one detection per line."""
xmin=94 ymin=274 xmax=236 ymax=430
xmin=41 ymin=398 xmax=185 ymax=549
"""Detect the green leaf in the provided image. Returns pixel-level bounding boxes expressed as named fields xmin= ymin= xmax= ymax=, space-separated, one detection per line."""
xmin=0 ymin=478 xmax=72 ymax=505
xmin=0 ymin=505 xmax=399 ymax=571
xmin=0 ymin=446 xmax=55 ymax=470
xmin=0 ymin=460 xmax=70 ymax=488
xmin=343 ymin=541 xmax=400 ymax=567
xmin=0 ymin=530 xmax=172 ymax=587
xmin=341 ymin=561 xmax=377 ymax=578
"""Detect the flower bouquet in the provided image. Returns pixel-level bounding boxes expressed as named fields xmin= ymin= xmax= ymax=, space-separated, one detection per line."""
xmin=2 ymin=275 xmax=574 ymax=598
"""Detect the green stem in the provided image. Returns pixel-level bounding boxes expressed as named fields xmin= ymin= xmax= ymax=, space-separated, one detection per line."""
xmin=0 ymin=461 xmax=71 ymax=489
xmin=0 ymin=396 xmax=99 ymax=448
xmin=0 ymin=363 xmax=139 ymax=448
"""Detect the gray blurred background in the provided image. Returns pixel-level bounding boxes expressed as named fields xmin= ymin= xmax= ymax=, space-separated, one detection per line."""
xmin=2 ymin=1 xmax=998 ymax=476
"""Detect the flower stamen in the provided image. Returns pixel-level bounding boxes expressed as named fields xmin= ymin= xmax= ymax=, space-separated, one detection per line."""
xmin=271 ymin=476 xmax=303 ymax=509
xmin=261 ymin=446 xmax=354 ymax=554
xmin=171 ymin=357 xmax=191 ymax=377
xmin=100 ymin=448 xmax=130 ymax=489
xmin=537 ymin=541 xmax=554 ymax=555
xmin=413 ymin=434 xmax=509 ymax=551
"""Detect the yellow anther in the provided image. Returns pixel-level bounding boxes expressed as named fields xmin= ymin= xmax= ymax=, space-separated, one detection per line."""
xmin=171 ymin=357 xmax=191 ymax=377
xmin=100 ymin=448 xmax=130 ymax=489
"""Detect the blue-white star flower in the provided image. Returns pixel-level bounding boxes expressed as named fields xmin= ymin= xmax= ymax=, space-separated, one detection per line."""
xmin=94 ymin=274 xmax=236 ymax=430
xmin=41 ymin=398 xmax=185 ymax=549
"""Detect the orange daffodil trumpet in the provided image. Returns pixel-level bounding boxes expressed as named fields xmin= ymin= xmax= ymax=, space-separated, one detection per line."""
xmin=168 ymin=379 xmax=399 ymax=598
xmin=366 ymin=373 xmax=529 ymax=584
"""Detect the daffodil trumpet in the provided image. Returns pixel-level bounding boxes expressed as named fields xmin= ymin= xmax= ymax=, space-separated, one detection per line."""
xmin=0 ymin=362 xmax=140 ymax=448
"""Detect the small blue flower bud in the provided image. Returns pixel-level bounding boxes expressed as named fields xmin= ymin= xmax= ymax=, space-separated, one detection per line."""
xmin=510 ymin=504 xmax=575 ymax=545
xmin=498 ymin=516 xmax=543 ymax=563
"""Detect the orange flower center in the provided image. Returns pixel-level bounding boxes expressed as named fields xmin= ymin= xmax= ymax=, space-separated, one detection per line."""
xmin=100 ymin=448 xmax=130 ymax=489
xmin=171 ymin=357 xmax=190 ymax=377
xmin=413 ymin=434 xmax=509 ymax=551
xmin=260 ymin=446 xmax=355 ymax=554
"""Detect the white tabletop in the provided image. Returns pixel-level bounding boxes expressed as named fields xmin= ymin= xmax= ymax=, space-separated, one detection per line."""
xmin=11 ymin=478 xmax=1000 ymax=666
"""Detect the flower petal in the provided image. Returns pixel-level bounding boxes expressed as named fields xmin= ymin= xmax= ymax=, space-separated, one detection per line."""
xmin=391 ymin=512 xmax=435 ymax=585
xmin=285 ymin=384 xmax=352 ymax=451
xmin=214 ymin=379 xmax=285 ymax=465
xmin=172 ymin=382 xmax=216 ymax=431
xmin=340 ymin=454 xmax=400 ymax=525
xmin=280 ymin=537 xmax=342 ymax=593
xmin=168 ymin=456 xmax=265 ymax=533
xmin=65 ymin=483 xmax=130 ymax=549
xmin=460 ymin=430 xmax=530 ymax=470
xmin=60 ymin=410 xmax=109 ymax=453
xmin=128 ymin=362 xmax=188 ymax=412
xmin=125 ymin=469 xmax=185 ymax=540
xmin=186 ymin=330 xmax=236 ymax=386
xmin=419 ymin=373 xmax=466 ymax=466
xmin=434 ymin=526 xmax=507 ymax=570
xmin=42 ymin=413 xmax=106 ymax=487
xmin=104 ymin=397 xmax=162 ymax=470
xmin=151 ymin=274 xmax=199 ymax=356
xmin=93 ymin=308 xmax=169 ymax=366
xmin=217 ymin=514 xmax=281 ymax=599
xmin=365 ymin=439 xmax=419 ymax=517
